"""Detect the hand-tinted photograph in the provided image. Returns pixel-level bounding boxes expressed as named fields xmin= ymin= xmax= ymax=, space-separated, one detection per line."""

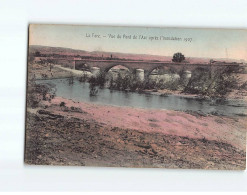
xmin=25 ymin=24 xmax=247 ymax=169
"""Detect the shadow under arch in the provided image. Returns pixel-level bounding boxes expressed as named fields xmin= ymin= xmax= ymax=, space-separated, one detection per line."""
xmin=104 ymin=64 xmax=133 ymax=73
xmin=147 ymin=65 xmax=180 ymax=76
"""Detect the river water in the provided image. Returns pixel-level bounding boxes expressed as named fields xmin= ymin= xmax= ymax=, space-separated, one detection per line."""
xmin=37 ymin=78 xmax=247 ymax=117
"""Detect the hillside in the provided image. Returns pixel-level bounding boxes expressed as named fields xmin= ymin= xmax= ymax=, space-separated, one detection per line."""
xmin=29 ymin=45 xmax=243 ymax=63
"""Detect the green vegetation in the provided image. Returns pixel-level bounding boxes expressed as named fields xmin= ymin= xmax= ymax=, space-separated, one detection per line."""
xmin=172 ymin=52 xmax=185 ymax=63
xmin=27 ymin=78 xmax=50 ymax=108
xmin=84 ymin=66 xmax=240 ymax=99
xmin=68 ymin=73 xmax=74 ymax=85
xmin=184 ymin=67 xmax=240 ymax=98
xmin=60 ymin=102 xmax=66 ymax=107
xmin=88 ymin=76 xmax=99 ymax=96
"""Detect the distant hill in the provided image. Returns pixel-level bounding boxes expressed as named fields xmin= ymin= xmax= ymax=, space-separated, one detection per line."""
xmin=29 ymin=45 xmax=243 ymax=63
xmin=29 ymin=45 xmax=88 ymax=56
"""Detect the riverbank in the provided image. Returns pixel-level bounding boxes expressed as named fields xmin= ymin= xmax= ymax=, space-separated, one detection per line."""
xmin=31 ymin=63 xmax=247 ymax=101
xmin=144 ymin=88 xmax=247 ymax=101
xmin=25 ymin=94 xmax=246 ymax=169
xmin=29 ymin=64 xmax=91 ymax=80
xmin=36 ymin=78 xmax=247 ymax=118
xmin=44 ymin=96 xmax=247 ymax=150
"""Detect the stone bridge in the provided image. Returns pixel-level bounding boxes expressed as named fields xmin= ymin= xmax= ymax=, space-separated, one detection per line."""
xmin=73 ymin=59 xmax=242 ymax=76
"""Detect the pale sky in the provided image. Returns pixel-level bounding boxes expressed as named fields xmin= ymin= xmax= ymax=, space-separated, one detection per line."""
xmin=29 ymin=24 xmax=247 ymax=61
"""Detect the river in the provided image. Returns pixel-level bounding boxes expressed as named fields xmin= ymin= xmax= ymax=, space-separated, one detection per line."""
xmin=36 ymin=78 xmax=247 ymax=117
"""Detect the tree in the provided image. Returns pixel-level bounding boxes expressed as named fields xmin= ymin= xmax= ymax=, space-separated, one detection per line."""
xmin=88 ymin=77 xmax=98 ymax=96
xmin=68 ymin=72 xmax=74 ymax=85
xmin=172 ymin=52 xmax=185 ymax=63
xmin=183 ymin=66 xmax=240 ymax=98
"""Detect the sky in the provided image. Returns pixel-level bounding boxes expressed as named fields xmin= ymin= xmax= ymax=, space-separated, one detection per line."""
xmin=29 ymin=24 xmax=247 ymax=61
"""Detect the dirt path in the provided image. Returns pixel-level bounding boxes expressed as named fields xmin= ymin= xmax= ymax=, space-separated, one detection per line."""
xmin=54 ymin=65 xmax=92 ymax=77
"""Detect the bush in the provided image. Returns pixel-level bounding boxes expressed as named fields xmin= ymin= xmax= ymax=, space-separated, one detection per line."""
xmin=26 ymin=79 xmax=50 ymax=108
xmin=60 ymin=102 xmax=66 ymax=107
xmin=79 ymin=73 xmax=88 ymax=82
xmin=88 ymin=77 xmax=99 ymax=96
xmin=184 ymin=66 xmax=240 ymax=98
xmin=68 ymin=74 xmax=74 ymax=85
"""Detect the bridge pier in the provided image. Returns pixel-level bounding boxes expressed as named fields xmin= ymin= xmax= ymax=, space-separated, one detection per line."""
xmin=183 ymin=70 xmax=192 ymax=79
xmin=136 ymin=69 xmax=144 ymax=81
xmin=73 ymin=60 xmax=76 ymax=69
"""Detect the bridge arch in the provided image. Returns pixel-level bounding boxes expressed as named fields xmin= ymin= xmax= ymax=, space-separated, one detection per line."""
xmin=147 ymin=64 xmax=180 ymax=76
xmin=103 ymin=64 xmax=133 ymax=73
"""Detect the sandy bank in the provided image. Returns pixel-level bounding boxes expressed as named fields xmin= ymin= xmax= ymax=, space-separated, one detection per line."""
xmin=41 ymin=96 xmax=246 ymax=150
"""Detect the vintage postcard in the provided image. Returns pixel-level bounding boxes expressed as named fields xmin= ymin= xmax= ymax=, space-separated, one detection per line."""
xmin=25 ymin=24 xmax=247 ymax=169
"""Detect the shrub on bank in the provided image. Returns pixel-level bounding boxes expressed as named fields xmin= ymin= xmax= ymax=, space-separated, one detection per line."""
xmin=85 ymin=66 xmax=240 ymax=98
